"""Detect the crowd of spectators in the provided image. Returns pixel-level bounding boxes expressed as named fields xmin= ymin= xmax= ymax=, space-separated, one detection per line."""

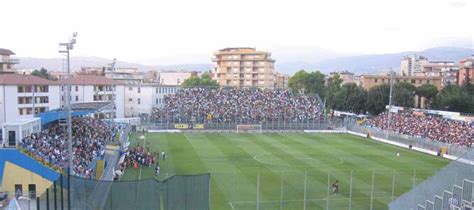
xmin=152 ymin=88 xmax=323 ymax=123
xmin=365 ymin=112 xmax=474 ymax=147
xmin=121 ymin=145 xmax=157 ymax=169
xmin=21 ymin=117 xmax=116 ymax=178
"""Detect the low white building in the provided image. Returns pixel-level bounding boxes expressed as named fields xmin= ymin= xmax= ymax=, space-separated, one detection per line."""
xmin=0 ymin=74 xmax=61 ymax=124
xmin=0 ymin=74 xmax=62 ymax=144
xmin=2 ymin=118 xmax=41 ymax=147
xmin=125 ymin=84 xmax=180 ymax=117
xmin=60 ymin=74 xmax=126 ymax=118
xmin=157 ymin=71 xmax=197 ymax=86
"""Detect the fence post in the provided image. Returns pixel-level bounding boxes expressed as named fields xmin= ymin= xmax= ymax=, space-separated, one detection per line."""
xmin=54 ymin=181 xmax=57 ymax=210
xmin=303 ymin=171 xmax=307 ymax=210
xmin=46 ymin=188 xmax=50 ymax=210
xmin=256 ymin=171 xmax=260 ymax=210
xmin=232 ymin=172 xmax=236 ymax=205
xmin=280 ymin=172 xmax=283 ymax=210
xmin=67 ymin=169 xmax=71 ymax=210
xmin=392 ymin=170 xmax=396 ymax=202
xmin=60 ymin=173 xmax=64 ymax=210
xmin=370 ymin=170 xmax=375 ymax=210
xmin=349 ymin=170 xmax=353 ymax=210
xmin=326 ymin=171 xmax=330 ymax=210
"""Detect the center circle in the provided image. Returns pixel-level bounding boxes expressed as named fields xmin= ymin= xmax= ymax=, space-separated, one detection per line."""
xmin=253 ymin=153 xmax=343 ymax=166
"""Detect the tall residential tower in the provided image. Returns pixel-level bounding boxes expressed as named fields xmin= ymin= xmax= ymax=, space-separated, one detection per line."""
xmin=212 ymin=48 xmax=277 ymax=88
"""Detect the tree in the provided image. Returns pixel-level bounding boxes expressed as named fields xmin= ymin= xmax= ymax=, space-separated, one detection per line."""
xmin=415 ymin=84 xmax=438 ymax=108
xmin=31 ymin=68 xmax=55 ymax=80
xmin=288 ymin=70 xmax=310 ymax=93
xmin=306 ymin=71 xmax=326 ymax=96
xmin=181 ymin=72 xmax=219 ymax=87
xmin=325 ymin=74 xmax=343 ymax=110
xmin=463 ymin=81 xmax=474 ymax=96
xmin=432 ymin=84 xmax=474 ymax=113
xmin=334 ymin=83 xmax=368 ymax=114
xmin=288 ymin=70 xmax=325 ymax=96
xmin=393 ymin=82 xmax=416 ymax=108
xmin=366 ymin=84 xmax=390 ymax=115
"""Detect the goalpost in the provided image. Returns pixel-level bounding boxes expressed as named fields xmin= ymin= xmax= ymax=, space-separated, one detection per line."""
xmin=236 ymin=124 xmax=263 ymax=134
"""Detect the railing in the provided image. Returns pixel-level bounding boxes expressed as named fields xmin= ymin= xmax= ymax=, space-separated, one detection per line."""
xmin=0 ymin=58 xmax=19 ymax=64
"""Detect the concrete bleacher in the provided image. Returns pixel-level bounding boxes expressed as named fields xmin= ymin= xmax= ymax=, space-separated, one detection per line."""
xmin=416 ymin=179 xmax=474 ymax=210
xmin=390 ymin=149 xmax=474 ymax=210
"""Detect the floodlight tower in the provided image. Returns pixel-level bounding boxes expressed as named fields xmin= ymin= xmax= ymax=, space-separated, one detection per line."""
xmin=108 ymin=59 xmax=117 ymax=136
xmin=59 ymin=32 xmax=78 ymax=175
xmin=386 ymin=67 xmax=394 ymax=138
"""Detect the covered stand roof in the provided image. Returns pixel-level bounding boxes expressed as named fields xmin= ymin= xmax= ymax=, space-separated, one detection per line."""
xmin=38 ymin=102 xmax=114 ymax=126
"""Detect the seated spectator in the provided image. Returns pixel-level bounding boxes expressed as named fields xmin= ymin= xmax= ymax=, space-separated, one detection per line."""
xmin=151 ymin=88 xmax=323 ymax=123
xmin=21 ymin=117 xmax=116 ymax=178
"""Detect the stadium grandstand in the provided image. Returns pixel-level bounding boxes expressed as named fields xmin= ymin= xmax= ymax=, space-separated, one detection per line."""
xmin=1 ymin=88 xmax=473 ymax=210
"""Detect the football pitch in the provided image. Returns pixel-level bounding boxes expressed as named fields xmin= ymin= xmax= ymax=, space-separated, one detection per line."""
xmin=121 ymin=132 xmax=449 ymax=210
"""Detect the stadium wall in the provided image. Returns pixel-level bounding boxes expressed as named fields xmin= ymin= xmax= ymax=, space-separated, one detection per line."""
xmin=0 ymin=149 xmax=59 ymax=195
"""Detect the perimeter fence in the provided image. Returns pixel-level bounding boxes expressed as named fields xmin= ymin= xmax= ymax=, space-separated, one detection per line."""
xmin=36 ymin=173 xmax=210 ymax=210
xmin=209 ymin=169 xmax=438 ymax=210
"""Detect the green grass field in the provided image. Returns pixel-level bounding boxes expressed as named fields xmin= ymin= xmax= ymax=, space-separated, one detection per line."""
xmin=121 ymin=132 xmax=449 ymax=210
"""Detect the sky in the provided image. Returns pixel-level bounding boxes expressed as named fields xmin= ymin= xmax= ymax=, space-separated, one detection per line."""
xmin=0 ymin=0 xmax=472 ymax=65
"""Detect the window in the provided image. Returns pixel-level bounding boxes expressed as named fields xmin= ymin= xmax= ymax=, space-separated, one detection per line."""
xmin=177 ymin=79 xmax=180 ymax=84
xmin=374 ymin=79 xmax=378 ymax=83
xmin=129 ymin=87 xmax=133 ymax=91
xmin=75 ymin=86 xmax=79 ymax=91
xmin=411 ymin=79 xmax=416 ymax=84
xmin=75 ymin=96 xmax=79 ymax=102
xmin=137 ymin=98 xmax=141 ymax=104
xmin=137 ymin=87 xmax=141 ymax=93
xmin=156 ymin=98 xmax=159 ymax=104
xmin=156 ymin=88 xmax=158 ymax=93
xmin=128 ymin=98 xmax=133 ymax=102
xmin=28 ymin=184 xmax=36 ymax=198
xmin=36 ymin=97 xmax=49 ymax=104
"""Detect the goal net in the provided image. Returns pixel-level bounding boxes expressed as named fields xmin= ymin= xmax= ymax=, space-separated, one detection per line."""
xmin=236 ymin=124 xmax=262 ymax=134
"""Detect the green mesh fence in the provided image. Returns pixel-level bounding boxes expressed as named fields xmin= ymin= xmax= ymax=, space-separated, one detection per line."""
xmin=37 ymin=173 xmax=210 ymax=210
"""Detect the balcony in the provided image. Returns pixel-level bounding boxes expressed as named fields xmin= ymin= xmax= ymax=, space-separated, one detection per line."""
xmin=0 ymin=58 xmax=20 ymax=64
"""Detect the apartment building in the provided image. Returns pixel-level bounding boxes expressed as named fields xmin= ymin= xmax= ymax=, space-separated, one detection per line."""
xmin=60 ymin=74 xmax=125 ymax=118
xmin=361 ymin=74 xmax=442 ymax=108
xmin=457 ymin=55 xmax=474 ymax=86
xmin=212 ymin=48 xmax=277 ymax=88
xmin=415 ymin=61 xmax=459 ymax=87
xmin=400 ymin=54 xmax=429 ymax=76
xmin=360 ymin=75 xmax=442 ymax=91
xmin=0 ymin=74 xmax=61 ymax=124
xmin=329 ymin=70 xmax=359 ymax=86
xmin=275 ymin=72 xmax=289 ymax=88
xmin=0 ymin=48 xmax=19 ymax=74
xmin=125 ymin=84 xmax=180 ymax=117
